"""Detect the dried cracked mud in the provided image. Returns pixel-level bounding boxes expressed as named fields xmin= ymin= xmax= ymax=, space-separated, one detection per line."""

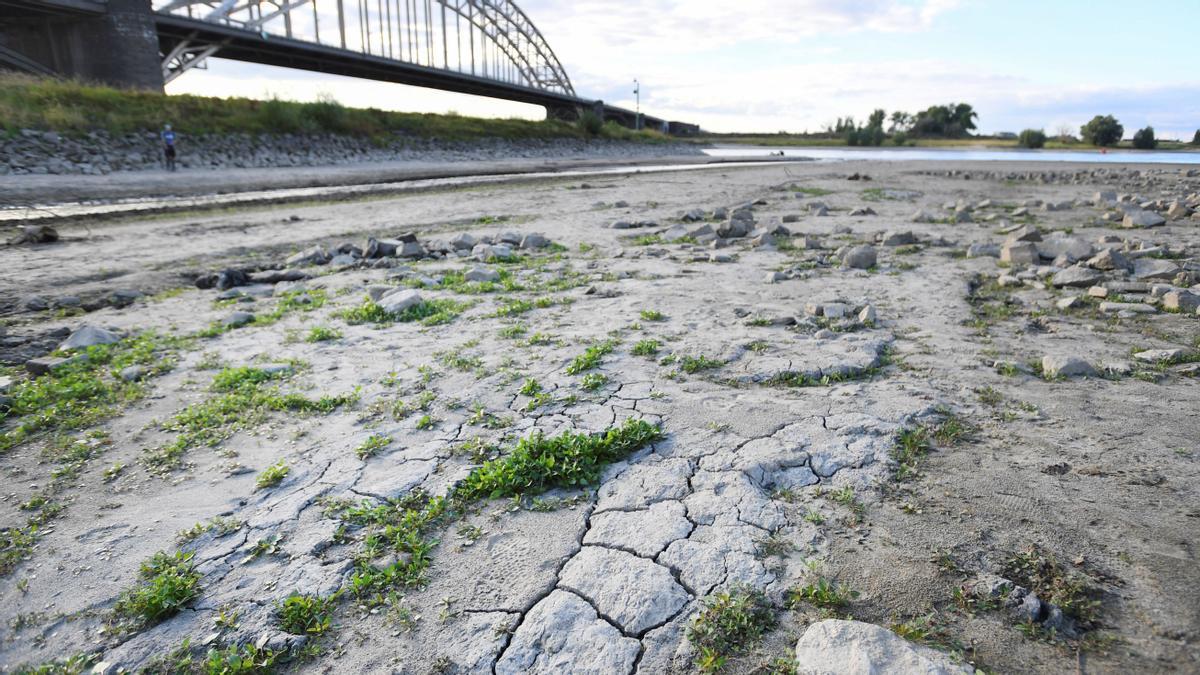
xmin=1 ymin=160 xmax=1198 ymax=674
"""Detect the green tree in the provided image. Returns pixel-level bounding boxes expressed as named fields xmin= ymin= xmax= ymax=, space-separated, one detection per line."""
xmin=1191 ymin=130 xmax=1199 ymax=145
xmin=1080 ymin=115 xmax=1123 ymax=147
xmin=868 ymin=109 xmax=887 ymax=130
xmin=889 ymin=111 xmax=912 ymax=133
xmin=1017 ymin=129 xmax=1047 ymax=149
xmin=951 ymin=103 xmax=978 ymax=135
xmin=1131 ymin=126 xmax=1157 ymax=150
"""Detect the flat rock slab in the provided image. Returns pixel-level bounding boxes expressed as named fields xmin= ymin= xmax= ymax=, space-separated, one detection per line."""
xmin=583 ymin=500 xmax=693 ymax=557
xmin=794 ymin=619 xmax=974 ymax=674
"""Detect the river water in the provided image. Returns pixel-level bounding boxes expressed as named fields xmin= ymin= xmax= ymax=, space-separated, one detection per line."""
xmin=703 ymin=145 xmax=1200 ymax=165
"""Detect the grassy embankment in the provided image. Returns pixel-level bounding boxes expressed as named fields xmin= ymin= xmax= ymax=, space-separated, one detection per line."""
xmin=700 ymin=132 xmax=1197 ymax=151
xmin=0 ymin=73 xmax=668 ymax=143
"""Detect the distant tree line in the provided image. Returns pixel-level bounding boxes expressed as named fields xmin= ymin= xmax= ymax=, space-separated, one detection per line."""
xmin=829 ymin=103 xmax=978 ymax=146
xmin=826 ymin=104 xmax=1197 ymax=150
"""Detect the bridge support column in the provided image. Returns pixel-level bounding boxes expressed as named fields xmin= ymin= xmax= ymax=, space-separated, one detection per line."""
xmin=0 ymin=0 xmax=164 ymax=90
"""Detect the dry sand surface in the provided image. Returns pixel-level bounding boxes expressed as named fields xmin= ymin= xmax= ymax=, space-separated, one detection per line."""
xmin=1 ymin=159 xmax=1198 ymax=674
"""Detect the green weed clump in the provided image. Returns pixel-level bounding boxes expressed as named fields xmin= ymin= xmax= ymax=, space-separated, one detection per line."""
xmin=457 ymin=418 xmax=660 ymax=499
xmin=332 ymin=418 xmax=661 ymax=605
xmin=277 ymin=593 xmax=336 ymax=635
xmin=687 ymin=586 xmax=775 ymax=673
xmin=113 ymin=551 xmax=201 ymax=627
xmin=146 ymin=367 xmax=356 ymax=472
xmin=255 ymin=461 xmax=290 ymax=490
xmin=565 ymin=340 xmax=618 ymax=374
xmin=337 ymin=297 xmax=469 ymax=326
xmin=1 ymin=332 xmax=182 ymax=453
xmin=1004 ymin=545 xmax=1101 ymax=627
xmin=785 ymin=578 xmax=858 ymax=610
xmin=305 ymin=325 xmax=342 ymax=342
xmin=631 ymin=339 xmax=661 ymax=357
xmin=199 ymin=290 xmax=327 ymax=337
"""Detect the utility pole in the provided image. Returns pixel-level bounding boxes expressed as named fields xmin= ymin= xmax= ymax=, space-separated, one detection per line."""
xmin=633 ymin=79 xmax=640 ymax=130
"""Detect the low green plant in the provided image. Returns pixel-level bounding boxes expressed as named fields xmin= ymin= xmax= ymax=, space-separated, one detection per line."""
xmin=255 ymin=461 xmax=290 ymax=490
xmin=305 ymin=325 xmax=343 ymax=342
xmin=277 ymin=593 xmax=336 ymax=635
xmin=337 ymin=297 xmax=468 ymax=326
xmin=457 ymin=418 xmax=660 ymax=499
xmin=639 ymin=309 xmax=666 ymax=321
xmin=631 ymin=339 xmax=661 ymax=357
xmin=785 ymin=578 xmax=858 ymax=610
xmin=687 ymin=585 xmax=775 ymax=673
xmin=355 ymin=434 xmax=390 ymax=459
xmin=565 ymin=340 xmax=617 ymax=375
xmin=113 ymin=551 xmax=201 ymax=627
xmin=580 ymin=373 xmax=608 ymax=391
xmin=678 ymin=355 xmax=724 ymax=374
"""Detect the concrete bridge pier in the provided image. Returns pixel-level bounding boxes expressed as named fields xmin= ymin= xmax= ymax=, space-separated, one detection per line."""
xmin=0 ymin=0 xmax=163 ymax=90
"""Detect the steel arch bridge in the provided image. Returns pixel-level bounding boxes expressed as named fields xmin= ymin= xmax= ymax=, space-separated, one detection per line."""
xmin=0 ymin=0 xmax=691 ymax=130
xmin=156 ymin=0 xmax=573 ymax=95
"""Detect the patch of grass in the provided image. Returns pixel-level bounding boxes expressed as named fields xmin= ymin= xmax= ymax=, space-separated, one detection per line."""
xmin=678 ymin=355 xmax=725 ymax=374
xmin=580 ymin=372 xmax=608 ymax=391
xmin=1 ymin=332 xmax=182 ymax=453
xmin=565 ymin=339 xmax=618 ymax=375
xmin=497 ymin=323 xmax=527 ymax=339
xmin=639 ymin=309 xmax=667 ymax=321
xmin=337 ymin=296 xmax=470 ymax=326
xmin=176 ymin=516 xmax=243 ymax=544
xmin=201 ymin=642 xmax=282 ymax=673
xmin=631 ymin=234 xmax=664 ymax=246
xmin=785 ymin=577 xmax=858 ymax=610
xmin=146 ymin=367 xmax=356 ymax=473
xmin=457 ymin=418 xmax=660 ymax=500
xmin=414 ymin=414 xmax=437 ymax=430
xmin=631 ymin=339 xmax=661 ymax=357
xmin=112 ymin=551 xmax=201 ymax=629
xmin=277 ymin=593 xmax=336 ymax=636
xmin=687 ymin=585 xmax=775 ymax=673
xmin=518 ymin=378 xmax=542 ymax=396
xmin=199 ymin=289 xmax=328 ymax=337
xmin=355 ymin=434 xmax=390 ymax=459
xmin=790 ymin=186 xmax=833 ymax=196
xmin=255 ymin=461 xmax=290 ymax=490
xmin=305 ymin=325 xmax=343 ymax=342
xmin=892 ymin=426 xmax=931 ymax=481
xmin=1004 ymin=545 xmax=1101 ymax=628
xmin=0 ymin=73 xmax=672 ymax=143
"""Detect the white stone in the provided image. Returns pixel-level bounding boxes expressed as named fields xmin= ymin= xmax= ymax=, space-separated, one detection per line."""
xmin=794 ymin=619 xmax=974 ymax=675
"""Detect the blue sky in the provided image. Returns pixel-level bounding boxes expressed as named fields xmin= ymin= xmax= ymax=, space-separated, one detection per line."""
xmin=168 ymin=0 xmax=1200 ymax=138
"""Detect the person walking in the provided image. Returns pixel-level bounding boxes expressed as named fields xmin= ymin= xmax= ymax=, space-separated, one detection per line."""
xmin=161 ymin=123 xmax=177 ymax=171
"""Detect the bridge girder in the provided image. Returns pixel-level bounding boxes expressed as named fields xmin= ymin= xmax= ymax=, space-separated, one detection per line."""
xmin=153 ymin=0 xmax=574 ymax=97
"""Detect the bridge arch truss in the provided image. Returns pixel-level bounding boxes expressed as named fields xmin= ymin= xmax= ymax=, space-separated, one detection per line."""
xmin=153 ymin=0 xmax=575 ymax=97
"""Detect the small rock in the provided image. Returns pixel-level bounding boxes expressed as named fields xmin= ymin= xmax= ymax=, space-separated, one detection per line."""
xmin=464 ymin=266 xmax=500 ymax=283
xmin=285 ymin=245 xmax=330 ymax=267
xmin=842 ymin=245 xmax=877 ymax=270
xmin=60 ymin=325 xmax=122 ymax=351
xmin=120 ymin=365 xmax=149 ymax=382
xmin=1042 ymin=355 xmax=1098 ymax=378
xmin=1163 ymin=291 xmax=1200 ymax=313
xmin=1098 ymin=302 xmax=1155 ymax=314
xmin=1050 ymin=266 xmax=1103 ymax=288
xmin=222 ymin=311 xmax=255 ymax=328
xmin=1122 ymin=210 xmax=1166 ymax=228
xmin=520 ymin=233 xmax=550 ymax=249
xmin=881 ymin=230 xmax=916 ymax=246
xmin=378 ymin=289 xmax=424 ymax=314
xmin=1000 ymin=241 xmax=1038 ymax=267
xmin=1133 ymin=348 xmax=1184 ymax=363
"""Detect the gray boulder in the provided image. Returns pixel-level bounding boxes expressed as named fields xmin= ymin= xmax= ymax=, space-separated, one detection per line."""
xmin=1122 ymin=210 xmax=1166 ymax=228
xmin=1042 ymin=355 xmax=1098 ymax=378
xmin=842 ymin=245 xmax=877 ymax=270
xmin=60 ymin=325 xmax=122 ymax=351
xmin=1132 ymin=258 xmax=1181 ymax=281
xmin=464 ymin=266 xmax=500 ymax=283
xmin=520 ymin=233 xmax=550 ymax=249
xmin=222 ymin=311 xmax=255 ymax=328
xmin=378 ymin=289 xmax=424 ymax=315
xmin=881 ymin=230 xmax=916 ymax=246
xmin=1050 ymin=266 xmax=1103 ymax=288
xmin=285 ymin=245 xmax=330 ymax=267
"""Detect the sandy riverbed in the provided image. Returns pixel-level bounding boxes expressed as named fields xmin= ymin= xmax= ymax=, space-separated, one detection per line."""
xmin=1 ymin=159 xmax=1197 ymax=673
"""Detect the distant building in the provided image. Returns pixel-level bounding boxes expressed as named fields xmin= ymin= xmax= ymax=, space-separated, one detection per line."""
xmin=668 ymin=121 xmax=701 ymax=136
xmin=995 ymin=132 xmax=1017 ymax=139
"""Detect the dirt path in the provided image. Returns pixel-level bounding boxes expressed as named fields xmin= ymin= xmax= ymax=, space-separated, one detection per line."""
xmin=0 ymin=160 xmax=1197 ymax=674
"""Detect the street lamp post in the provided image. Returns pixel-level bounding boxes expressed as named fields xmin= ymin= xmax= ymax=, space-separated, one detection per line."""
xmin=633 ymin=79 xmax=640 ymax=130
